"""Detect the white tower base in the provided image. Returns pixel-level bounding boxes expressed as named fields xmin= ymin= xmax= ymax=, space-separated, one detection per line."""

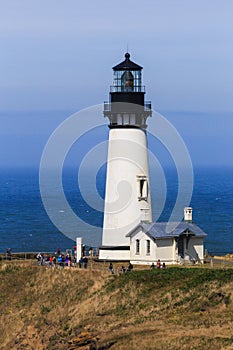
xmin=99 ymin=128 xmax=152 ymax=261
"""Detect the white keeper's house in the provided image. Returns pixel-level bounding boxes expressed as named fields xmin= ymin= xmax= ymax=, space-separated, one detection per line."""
xmin=126 ymin=207 xmax=207 ymax=265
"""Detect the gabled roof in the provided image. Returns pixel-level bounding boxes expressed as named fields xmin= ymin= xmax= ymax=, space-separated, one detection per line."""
xmin=126 ymin=222 xmax=207 ymax=240
xmin=113 ymin=53 xmax=143 ymax=71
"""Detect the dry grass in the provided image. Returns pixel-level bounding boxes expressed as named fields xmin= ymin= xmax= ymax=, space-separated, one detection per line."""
xmin=1 ymin=261 xmax=233 ymax=349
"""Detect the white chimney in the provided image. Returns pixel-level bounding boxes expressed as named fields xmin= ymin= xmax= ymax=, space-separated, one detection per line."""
xmin=184 ymin=207 xmax=193 ymax=222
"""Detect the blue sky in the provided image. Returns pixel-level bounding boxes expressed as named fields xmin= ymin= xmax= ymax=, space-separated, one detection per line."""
xmin=1 ymin=0 xmax=233 ymax=167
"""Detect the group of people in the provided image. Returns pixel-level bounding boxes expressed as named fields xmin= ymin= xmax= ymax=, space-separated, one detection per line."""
xmin=36 ymin=252 xmax=90 ymax=269
xmin=150 ymin=259 xmax=166 ymax=269
xmin=78 ymin=256 xmax=88 ymax=269
xmin=108 ymin=260 xmax=167 ymax=274
xmin=109 ymin=262 xmax=133 ymax=274
xmin=36 ymin=252 xmax=76 ymax=268
xmin=36 ymin=253 xmax=166 ymax=272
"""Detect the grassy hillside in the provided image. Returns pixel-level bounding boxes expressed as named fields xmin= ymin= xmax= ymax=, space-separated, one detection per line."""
xmin=1 ymin=261 xmax=233 ymax=349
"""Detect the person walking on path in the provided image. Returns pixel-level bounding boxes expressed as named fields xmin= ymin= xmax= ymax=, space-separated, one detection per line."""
xmin=150 ymin=262 xmax=155 ymax=269
xmin=156 ymin=259 xmax=161 ymax=269
xmin=121 ymin=265 xmax=126 ymax=273
xmin=109 ymin=262 xmax=114 ymax=274
xmin=78 ymin=257 xmax=83 ymax=268
xmin=52 ymin=256 xmax=57 ymax=268
xmin=83 ymin=256 xmax=88 ymax=269
xmin=49 ymin=255 xmax=53 ymax=268
xmin=36 ymin=252 xmax=43 ymax=266
xmin=6 ymin=248 xmax=12 ymax=260
xmin=127 ymin=263 xmax=133 ymax=272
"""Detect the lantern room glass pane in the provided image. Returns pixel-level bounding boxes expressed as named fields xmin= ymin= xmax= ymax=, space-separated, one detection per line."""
xmin=121 ymin=71 xmax=134 ymax=92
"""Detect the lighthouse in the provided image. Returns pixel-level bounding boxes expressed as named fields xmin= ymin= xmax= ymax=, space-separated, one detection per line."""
xmin=99 ymin=53 xmax=152 ymax=261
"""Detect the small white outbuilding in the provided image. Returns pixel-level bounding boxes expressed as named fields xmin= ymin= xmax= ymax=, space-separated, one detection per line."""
xmin=126 ymin=208 xmax=207 ymax=265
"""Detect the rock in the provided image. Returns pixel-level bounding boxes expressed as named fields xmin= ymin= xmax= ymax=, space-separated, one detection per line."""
xmin=68 ymin=331 xmax=99 ymax=350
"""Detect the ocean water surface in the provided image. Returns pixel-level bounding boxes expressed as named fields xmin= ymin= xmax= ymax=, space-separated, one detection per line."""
xmin=0 ymin=167 xmax=232 ymax=255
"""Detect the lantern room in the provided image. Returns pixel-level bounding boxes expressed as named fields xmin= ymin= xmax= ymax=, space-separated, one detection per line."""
xmin=112 ymin=53 xmax=143 ymax=93
xmin=104 ymin=52 xmax=152 ymax=128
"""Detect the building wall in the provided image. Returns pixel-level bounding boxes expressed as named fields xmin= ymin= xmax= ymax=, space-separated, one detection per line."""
xmin=129 ymin=228 xmax=155 ymax=264
xmin=155 ymin=238 xmax=174 ymax=263
xmin=99 ymin=249 xmax=130 ymax=261
xmin=187 ymin=237 xmax=204 ymax=262
xmin=129 ymin=229 xmax=175 ymax=264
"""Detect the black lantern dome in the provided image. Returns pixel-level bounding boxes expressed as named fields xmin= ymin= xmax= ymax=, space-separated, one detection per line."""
xmin=112 ymin=52 xmax=142 ymax=71
xmin=104 ymin=53 xmax=152 ymax=129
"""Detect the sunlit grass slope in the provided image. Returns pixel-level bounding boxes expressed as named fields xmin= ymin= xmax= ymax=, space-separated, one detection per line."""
xmin=1 ymin=262 xmax=233 ymax=349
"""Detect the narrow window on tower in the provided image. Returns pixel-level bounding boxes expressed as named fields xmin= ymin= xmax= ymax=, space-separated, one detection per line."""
xmin=137 ymin=175 xmax=148 ymax=201
xmin=146 ymin=240 xmax=150 ymax=255
xmin=136 ymin=239 xmax=140 ymax=254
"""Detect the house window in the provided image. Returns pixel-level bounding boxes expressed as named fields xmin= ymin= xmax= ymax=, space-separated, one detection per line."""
xmin=136 ymin=239 xmax=140 ymax=254
xmin=146 ymin=240 xmax=150 ymax=255
xmin=137 ymin=175 xmax=148 ymax=201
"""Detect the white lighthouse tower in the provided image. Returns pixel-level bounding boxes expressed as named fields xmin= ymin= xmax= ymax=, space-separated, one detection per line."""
xmin=99 ymin=53 xmax=152 ymax=261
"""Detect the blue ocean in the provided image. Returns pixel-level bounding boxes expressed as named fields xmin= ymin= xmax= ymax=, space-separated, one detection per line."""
xmin=0 ymin=166 xmax=232 ymax=255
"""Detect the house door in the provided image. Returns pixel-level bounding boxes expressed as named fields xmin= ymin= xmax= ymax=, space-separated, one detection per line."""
xmin=177 ymin=236 xmax=184 ymax=258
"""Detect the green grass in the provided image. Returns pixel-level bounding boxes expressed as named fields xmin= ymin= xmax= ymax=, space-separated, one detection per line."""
xmin=102 ymin=267 xmax=233 ymax=320
xmin=105 ymin=267 xmax=233 ymax=294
